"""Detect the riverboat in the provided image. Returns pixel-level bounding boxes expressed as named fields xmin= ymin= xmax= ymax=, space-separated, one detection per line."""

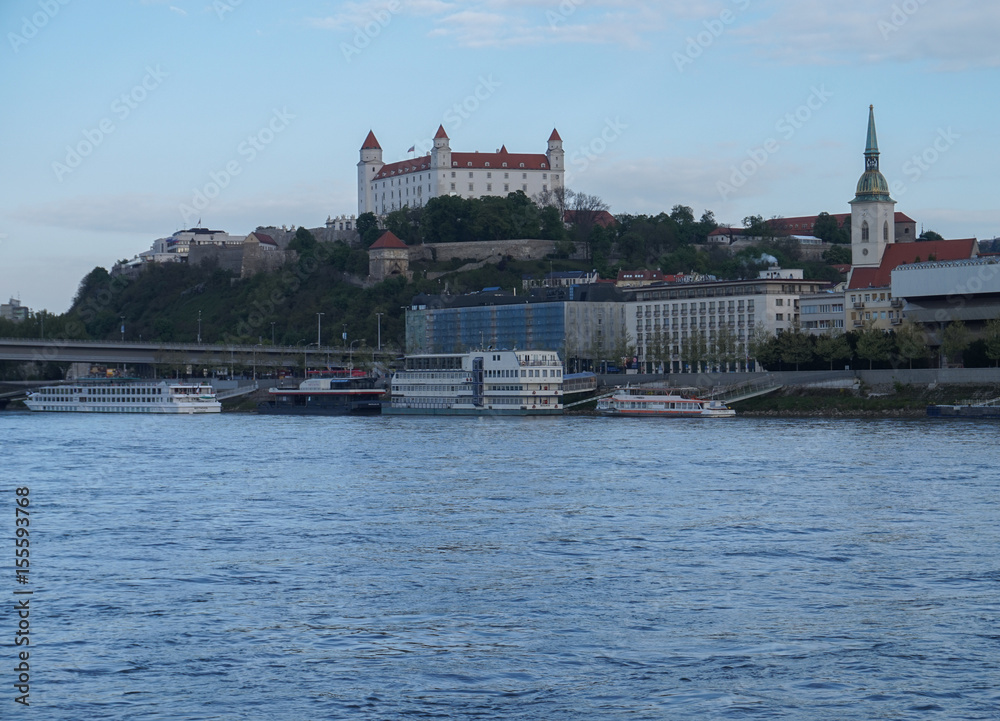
xmin=257 ymin=370 xmax=384 ymax=415
xmin=384 ymin=350 xmax=563 ymax=415
xmin=596 ymin=386 xmax=736 ymax=418
xmin=25 ymin=380 xmax=221 ymax=413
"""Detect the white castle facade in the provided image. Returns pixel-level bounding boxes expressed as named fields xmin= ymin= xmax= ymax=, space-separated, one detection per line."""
xmin=357 ymin=126 xmax=565 ymax=217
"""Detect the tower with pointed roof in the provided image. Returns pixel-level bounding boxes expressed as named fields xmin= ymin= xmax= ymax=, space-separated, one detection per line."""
xmin=546 ymin=128 xmax=564 ymax=177
xmin=849 ymin=106 xmax=896 ymax=268
xmin=430 ymin=125 xmax=451 ymax=175
xmin=358 ymin=130 xmax=384 ymax=216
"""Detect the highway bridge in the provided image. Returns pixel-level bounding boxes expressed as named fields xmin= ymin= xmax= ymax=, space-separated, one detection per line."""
xmin=0 ymin=337 xmax=399 ymax=371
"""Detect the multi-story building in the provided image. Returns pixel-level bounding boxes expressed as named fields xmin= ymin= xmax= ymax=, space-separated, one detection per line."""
xmin=799 ymin=291 xmax=846 ymax=335
xmin=0 ymin=297 xmax=29 ymax=323
xmin=622 ymin=269 xmax=826 ymax=373
xmin=358 ymin=126 xmax=565 ymax=216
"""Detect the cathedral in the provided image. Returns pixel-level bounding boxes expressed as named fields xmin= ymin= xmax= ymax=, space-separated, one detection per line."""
xmin=849 ymin=105 xmax=897 ymax=269
xmin=357 ymin=126 xmax=565 ymax=217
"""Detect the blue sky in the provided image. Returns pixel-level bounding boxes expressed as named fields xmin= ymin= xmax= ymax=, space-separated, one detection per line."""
xmin=2 ymin=0 xmax=999 ymax=312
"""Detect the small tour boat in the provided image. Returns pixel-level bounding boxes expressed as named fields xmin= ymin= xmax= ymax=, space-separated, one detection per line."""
xmin=596 ymin=386 xmax=736 ymax=418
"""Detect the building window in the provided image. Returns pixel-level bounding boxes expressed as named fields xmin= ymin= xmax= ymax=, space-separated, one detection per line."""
xmin=469 ymin=184 xmax=474 ymax=191
xmin=487 ymin=184 xmax=492 ymax=192
xmin=504 ymin=184 xmax=509 ymax=192
xmin=884 ymin=221 xmax=889 ymax=241
xmin=862 ymin=221 xmax=869 ymax=241
xmin=469 ymin=172 xmax=473 ymax=178
xmin=451 ymin=171 xmax=456 ymax=178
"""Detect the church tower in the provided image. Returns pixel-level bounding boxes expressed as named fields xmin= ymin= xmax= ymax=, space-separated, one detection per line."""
xmin=849 ymin=106 xmax=896 ymax=268
xmin=357 ymin=130 xmax=384 ymax=216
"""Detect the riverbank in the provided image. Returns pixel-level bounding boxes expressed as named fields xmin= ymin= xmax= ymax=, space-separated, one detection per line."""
xmin=731 ymin=383 xmax=1000 ymax=417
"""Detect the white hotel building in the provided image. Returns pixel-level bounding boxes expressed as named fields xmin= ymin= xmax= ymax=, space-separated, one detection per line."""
xmin=358 ymin=126 xmax=565 ymax=217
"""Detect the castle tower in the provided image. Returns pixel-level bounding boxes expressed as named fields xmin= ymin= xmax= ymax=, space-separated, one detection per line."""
xmin=430 ymin=125 xmax=451 ymax=174
xmin=849 ymin=106 xmax=896 ymax=268
xmin=546 ymin=128 xmax=564 ymax=173
xmin=368 ymin=231 xmax=410 ymax=282
xmin=357 ymin=130 xmax=384 ymax=216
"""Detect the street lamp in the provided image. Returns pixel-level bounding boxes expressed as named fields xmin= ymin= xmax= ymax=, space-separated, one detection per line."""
xmin=271 ymin=321 xmax=276 ymax=346
xmin=317 ymin=312 xmax=324 ymax=349
xmin=376 ymin=312 xmax=384 ymax=351
xmin=120 ymin=315 xmax=125 ymax=342
xmin=198 ymin=310 xmax=202 ymax=344
xmin=253 ymin=344 xmax=262 ymax=380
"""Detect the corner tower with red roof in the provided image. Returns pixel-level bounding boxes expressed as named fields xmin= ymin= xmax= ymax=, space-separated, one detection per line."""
xmin=358 ymin=130 xmax=385 ymax=217
xmin=359 ymin=127 xmax=565 ymax=217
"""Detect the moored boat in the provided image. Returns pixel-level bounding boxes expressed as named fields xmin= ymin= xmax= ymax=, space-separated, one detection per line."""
xmin=384 ymin=349 xmax=563 ymax=415
xmin=25 ymin=379 xmax=221 ymax=414
xmin=257 ymin=369 xmax=384 ymax=415
xmin=596 ymin=386 xmax=735 ymax=418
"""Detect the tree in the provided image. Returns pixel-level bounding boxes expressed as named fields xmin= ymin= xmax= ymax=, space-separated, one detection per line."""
xmin=815 ymin=329 xmax=851 ymax=370
xmin=822 ymin=244 xmax=852 ymax=265
xmin=567 ymin=190 xmax=610 ymax=260
xmin=712 ymin=325 xmax=739 ymax=372
xmin=357 ymin=212 xmax=381 ymax=247
xmin=855 ymin=322 xmax=892 ymax=369
xmin=748 ymin=323 xmax=779 ymax=371
xmin=812 ymin=211 xmax=850 ymax=244
xmin=893 ymin=321 xmax=928 ymax=369
xmin=682 ymin=330 xmax=708 ymax=373
xmin=918 ymin=229 xmax=944 ymax=241
xmin=288 ymin=226 xmax=317 ymax=253
xmin=941 ymin=320 xmax=970 ymax=366
xmin=779 ymin=326 xmax=813 ymax=370
xmin=984 ymin=318 xmax=1000 ymax=367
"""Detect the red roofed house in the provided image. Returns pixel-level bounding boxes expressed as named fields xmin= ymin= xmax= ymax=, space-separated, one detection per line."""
xmin=368 ymin=231 xmax=411 ymax=282
xmin=358 ymin=127 xmax=565 ymax=217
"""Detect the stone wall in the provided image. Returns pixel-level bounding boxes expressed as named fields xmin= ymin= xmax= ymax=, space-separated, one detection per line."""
xmin=188 ymin=245 xmax=244 ymax=273
xmin=409 ymin=238 xmax=560 ymax=263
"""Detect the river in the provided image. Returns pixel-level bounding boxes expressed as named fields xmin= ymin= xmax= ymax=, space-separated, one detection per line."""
xmin=3 ymin=412 xmax=998 ymax=719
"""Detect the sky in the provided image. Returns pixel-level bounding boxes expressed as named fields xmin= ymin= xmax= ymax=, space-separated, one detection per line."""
xmin=2 ymin=0 xmax=999 ymax=313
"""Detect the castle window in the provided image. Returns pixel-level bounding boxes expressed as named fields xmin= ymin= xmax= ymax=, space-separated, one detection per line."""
xmin=522 ymin=173 xmax=527 ymax=180
xmin=485 ymin=162 xmax=490 ymax=167
xmin=502 ymin=162 xmax=507 ymax=168
xmin=504 ymin=184 xmax=509 ymax=192
xmin=452 ymin=161 xmax=458 ymax=166
xmin=451 ymin=171 xmax=456 ymax=178
xmin=469 ymin=172 xmax=473 ymax=178
xmin=504 ymin=173 xmax=509 ymax=179
xmin=543 ymin=173 xmax=547 ymax=180
xmin=519 ymin=163 xmax=525 ymax=168
xmin=541 ymin=163 xmax=546 ymax=168
xmin=469 ymin=184 xmax=474 ymax=191
xmin=487 ymin=172 xmax=491 ymax=178
xmin=467 ymin=162 xmax=473 ymax=167
xmin=861 ymin=221 xmax=869 ymax=242
xmin=487 ymin=184 xmax=492 ymax=192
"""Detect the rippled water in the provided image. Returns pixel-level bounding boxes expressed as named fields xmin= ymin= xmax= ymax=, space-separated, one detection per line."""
xmin=4 ymin=412 xmax=1000 ymax=719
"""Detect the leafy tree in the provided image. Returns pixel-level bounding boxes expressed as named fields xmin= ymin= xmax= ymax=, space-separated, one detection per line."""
xmin=812 ymin=211 xmax=850 ymax=244
xmin=288 ymin=227 xmax=317 ymax=253
xmin=918 ymin=229 xmax=944 ymax=241
xmin=357 ymin=212 xmax=381 ymax=247
xmin=682 ymin=329 xmax=708 ymax=373
xmin=822 ymin=244 xmax=852 ymax=265
xmin=941 ymin=320 xmax=970 ymax=366
xmin=984 ymin=318 xmax=1000 ymax=367
xmin=748 ymin=323 xmax=779 ymax=370
xmin=855 ymin=322 xmax=892 ymax=369
xmin=893 ymin=321 xmax=928 ymax=369
xmin=779 ymin=326 xmax=814 ymax=370
xmin=712 ymin=325 xmax=739 ymax=372
xmin=815 ymin=329 xmax=851 ymax=370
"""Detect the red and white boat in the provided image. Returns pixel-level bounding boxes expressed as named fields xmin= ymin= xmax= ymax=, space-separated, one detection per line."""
xmin=596 ymin=386 xmax=735 ymax=418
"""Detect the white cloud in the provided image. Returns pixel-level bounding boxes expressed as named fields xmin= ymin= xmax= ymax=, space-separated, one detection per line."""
xmin=169 ymin=6 xmax=188 ymax=16
xmin=735 ymin=0 xmax=1000 ymax=70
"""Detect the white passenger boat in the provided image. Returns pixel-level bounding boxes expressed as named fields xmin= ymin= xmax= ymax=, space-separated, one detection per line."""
xmin=385 ymin=350 xmax=563 ymax=415
xmin=596 ymin=386 xmax=735 ymax=418
xmin=25 ymin=380 xmax=222 ymax=414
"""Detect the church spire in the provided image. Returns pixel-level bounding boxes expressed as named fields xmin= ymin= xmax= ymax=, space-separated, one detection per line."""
xmin=865 ymin=104 xmax=879 ymax=171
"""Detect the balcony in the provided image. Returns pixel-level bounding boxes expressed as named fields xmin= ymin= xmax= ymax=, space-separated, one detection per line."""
xmin=890 ymin=299 xmax=903 ymax=308
xmin=853 ymin=302 xmax=864 ymax=309
xmin=890 ymin=317 xmax=902 ymax=325
xmin=853 ymin=319 xmax=863 ymax=327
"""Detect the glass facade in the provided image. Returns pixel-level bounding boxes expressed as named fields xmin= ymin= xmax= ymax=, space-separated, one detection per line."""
xmin=409 ymin=303 xmax=567 ymax=354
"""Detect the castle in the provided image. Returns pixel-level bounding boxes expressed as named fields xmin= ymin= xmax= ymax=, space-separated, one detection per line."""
xmin=357 ymin=126 xmax=565 ymax=217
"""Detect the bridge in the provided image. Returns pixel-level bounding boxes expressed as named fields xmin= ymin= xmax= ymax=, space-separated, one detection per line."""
xmin=0 ymin=337 xmax=399 ymax=371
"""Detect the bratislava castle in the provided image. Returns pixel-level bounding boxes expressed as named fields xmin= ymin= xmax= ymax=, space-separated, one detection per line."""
xmin=358 ymin=126 xmax=565 ymax=217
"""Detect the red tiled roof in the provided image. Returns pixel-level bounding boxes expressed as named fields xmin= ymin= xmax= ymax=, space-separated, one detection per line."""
xmin=434 ymin=125 xmax=449 ymax=140
xmin=775 ymin=211 xmax=916 ymax=233
xmin=361 ymin=130 xmax=381 ymax=150
xmin=549 ymin=128 xmax=562 ymax=142
xmin=250 ymin=232 xmax=277 ymax=246
xmin=369 ymin=231 xmax=408 ymax=250
xmin=564 ymin=210 xmax=616 ymax=227
xmin=374 ymin=158 xmax=432 ymax=180
xmin=848 ymin=238 xmax=977 ymax=289
xmin=373 ymin=149 xmax=550 ymax=179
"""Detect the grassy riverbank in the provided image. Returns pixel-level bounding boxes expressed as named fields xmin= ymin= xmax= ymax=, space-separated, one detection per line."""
xmin=732 ymin=383 xmax=1000 ymax=417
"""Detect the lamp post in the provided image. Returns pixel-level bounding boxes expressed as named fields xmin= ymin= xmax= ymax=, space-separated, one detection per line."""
xmin=271 ymin=322 xmax=276 ymax=346
xmin=120 ymin=315 xmax=125 ymax=342
xmin=253 ymin=344 xmax=262 ymax=380
xmin=376 ymin=312 xmax=383 ymax=351
xmin=197 ymin=310 xmax=202 ymax=344
xmin=349 ymin=339 xmax=362 ymax=370
xmin=316 ymin=312 xmax=324 ymax=349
